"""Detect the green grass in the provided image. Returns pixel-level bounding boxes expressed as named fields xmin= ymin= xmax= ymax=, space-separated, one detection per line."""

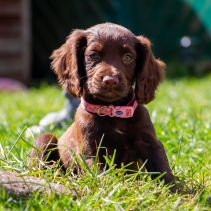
xmin=1 ymin=76 xmax=211 ymax=210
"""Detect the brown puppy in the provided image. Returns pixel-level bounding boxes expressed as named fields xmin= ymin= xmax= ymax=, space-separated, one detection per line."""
xmin=31 ymin=23 xmax=176 ymax=191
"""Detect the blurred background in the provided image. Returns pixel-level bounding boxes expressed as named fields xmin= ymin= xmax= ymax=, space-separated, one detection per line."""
xmin=0 ymin=0 xmax=211 ymax=87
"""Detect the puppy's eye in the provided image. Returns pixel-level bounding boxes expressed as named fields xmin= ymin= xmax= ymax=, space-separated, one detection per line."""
xmin=90 ymin=52 xmax=100 ymax=60
xmin=123 ymin=54 xmax=133 ymax=63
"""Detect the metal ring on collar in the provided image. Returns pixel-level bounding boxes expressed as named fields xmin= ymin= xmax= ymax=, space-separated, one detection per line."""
xmin=97 ymin=106 xmax=107 ymax=116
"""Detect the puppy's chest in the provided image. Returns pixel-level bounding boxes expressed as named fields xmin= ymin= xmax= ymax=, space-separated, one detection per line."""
xmin=84 ymin=116 xmax=134 ymax=145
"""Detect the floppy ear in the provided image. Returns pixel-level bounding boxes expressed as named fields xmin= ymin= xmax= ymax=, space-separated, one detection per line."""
xmin=135 ymin=36 xmax=165 ymax=104
xmin=50 ymin=30 xmax=87 ymax=98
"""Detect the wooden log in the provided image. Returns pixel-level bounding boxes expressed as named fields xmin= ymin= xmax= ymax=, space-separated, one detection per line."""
xmin=0 ymin=171 xmax=72 ymax=197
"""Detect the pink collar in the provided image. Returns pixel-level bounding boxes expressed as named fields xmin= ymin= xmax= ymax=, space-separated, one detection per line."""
xmin=81 ymin=96 xmax=138 ymax=118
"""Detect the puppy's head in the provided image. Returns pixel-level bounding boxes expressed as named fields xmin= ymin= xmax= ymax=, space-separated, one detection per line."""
xmin=51 ymin=23 xmax=165 ymax=104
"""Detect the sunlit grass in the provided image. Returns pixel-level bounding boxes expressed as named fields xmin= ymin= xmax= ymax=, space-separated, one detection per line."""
xmin=0 ymin=76 xmax=211 ymax=210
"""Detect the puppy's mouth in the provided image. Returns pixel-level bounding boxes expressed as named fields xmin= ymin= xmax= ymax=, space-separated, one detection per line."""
xmin=86 ymin=79 xmax=129 ymax=102
xmin=94 ymin=88 xmax=127 ymax=102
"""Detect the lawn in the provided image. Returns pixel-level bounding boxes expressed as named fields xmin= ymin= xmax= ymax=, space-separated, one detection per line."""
xmin=0 ymin=76 xmax=211 ymax=210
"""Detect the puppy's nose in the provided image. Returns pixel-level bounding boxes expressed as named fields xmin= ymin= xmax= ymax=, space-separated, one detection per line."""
xmin=103 ymin=76 xmax=119 ymax=87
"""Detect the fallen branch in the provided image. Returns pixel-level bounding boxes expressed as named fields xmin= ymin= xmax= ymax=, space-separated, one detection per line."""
xmin=0 ymin=171 xmax=71 ymax=197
